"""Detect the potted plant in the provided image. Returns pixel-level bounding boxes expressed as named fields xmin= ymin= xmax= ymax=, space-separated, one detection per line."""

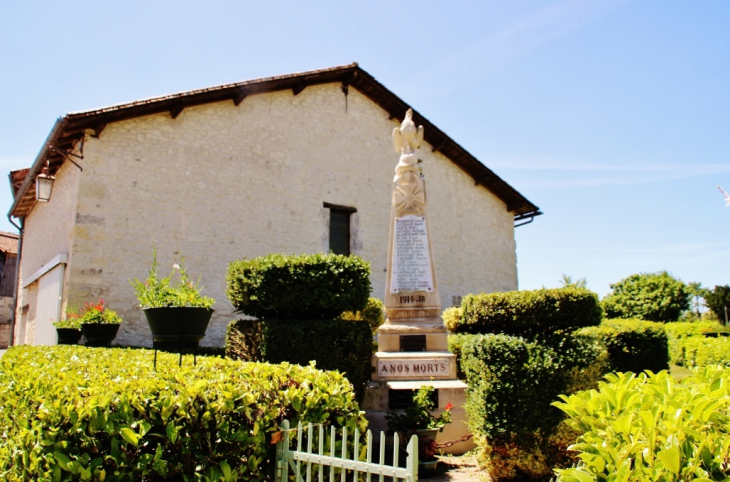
xmin=77 ymin=298 xmax=123 ymax=347
xmin=53 ymin=310 xmax=82 ymax=345
xmin=386 ymin=385 xmax=453 ymax=469
xmin=131 ymin=249 xmax=215 ymax=350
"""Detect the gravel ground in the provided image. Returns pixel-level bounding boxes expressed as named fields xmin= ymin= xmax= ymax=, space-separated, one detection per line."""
xmin=424 ymin=455 xmax=490 ymax=482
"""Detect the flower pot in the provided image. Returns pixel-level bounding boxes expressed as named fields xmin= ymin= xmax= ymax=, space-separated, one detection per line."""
xmin=81 ymin=323 xmax=120 ymax=347
xmin=415 ymin=428 xmax=439 ymax=462
xmin=56 ymin=328 xmax=82 ymax=345
xmin=143 ymin=307 xmax=213 ymax=350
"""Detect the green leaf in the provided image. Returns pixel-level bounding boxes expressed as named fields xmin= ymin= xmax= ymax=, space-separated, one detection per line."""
xmin=166 ymin=422 xmax=178 ymax=444
xmin=54 ymin=452 xmax=71 ymax=471
xmin=657 ymin=447 xmax=680 ymax=475
xmin=120 ymin=427 xmax=140 ymax=447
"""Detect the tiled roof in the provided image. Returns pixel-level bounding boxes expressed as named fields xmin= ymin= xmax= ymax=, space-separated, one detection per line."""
xmin=0 ymin=231 xmax=19 ymax=254
xmin=8 ymin=63 xmax=541 ymax=221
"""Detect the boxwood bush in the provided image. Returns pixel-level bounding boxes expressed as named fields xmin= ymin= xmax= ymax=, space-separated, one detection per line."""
xmin=454 ymin=288 xmax=602 ymax=338
xmin=226 ymin=253 xmax=371 ymax=320
xmin=671 ymin=336 xmax=730 ymax=368
xmin=226 ymin=318 xmax=373 ymax=402
xmin=0 ymin=345 xmax=365 ymax=481
xmin=459 ymin=333 xmax=604 ymax=480
xmin=578 ymin=319 xmax=669 ymax=374
xmin=555 ymin=367 xmax=730 ymax=481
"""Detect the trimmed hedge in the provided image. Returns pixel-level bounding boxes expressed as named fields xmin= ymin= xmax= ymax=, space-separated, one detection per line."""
xmin=0 ymin=345 xmax=365 ymax=481
xmin=555 ymin=368 xmax=730 ymax=481
xmin=226 ymin=253 xmax=371 ymax=320
xmin=459 ymin=333 xmax=603 ymax=480
xmin=454 ymin=288 xmax=602 ymax=338
xmin=578 ymin=318 xmax=669 ymax=374
xmin=671 ymin=336 xmax=730 ymax=368
xmin=226 ymin=318 xmax=373 ymax=402
xmin=663 ymin=320 xmax=728 ymax=340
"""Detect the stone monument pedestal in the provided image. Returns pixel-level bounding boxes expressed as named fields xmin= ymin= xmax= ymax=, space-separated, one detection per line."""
xmin=362 ymin=109 xmax=474 ymax=455
xmin=362 ymin=379 xmax=473 ymax=455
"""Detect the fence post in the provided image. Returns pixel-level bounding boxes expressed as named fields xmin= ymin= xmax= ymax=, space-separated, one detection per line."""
xmin=275 ymin=420 xmax=291 ymax=482
xmin=406 ymin=434 xmax=418 ymax=482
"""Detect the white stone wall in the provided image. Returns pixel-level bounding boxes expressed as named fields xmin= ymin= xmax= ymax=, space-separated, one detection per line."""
xmin=15 ymin=161 xmax=81 ymax=344
xmin=31 ymin=83 xmax=516 ymax=347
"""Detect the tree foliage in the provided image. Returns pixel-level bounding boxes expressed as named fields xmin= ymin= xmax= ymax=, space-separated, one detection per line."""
xmin=705 ymin=285 xmax=730 ymax=323
xmin=601 ymin=271 xmax=690 ymax=322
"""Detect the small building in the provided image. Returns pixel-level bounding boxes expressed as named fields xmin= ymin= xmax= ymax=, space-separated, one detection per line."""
xmin=0 ymin=231 xmax=19 ymax=348
xmin=7 ymin=63 xmax=540 ymax=347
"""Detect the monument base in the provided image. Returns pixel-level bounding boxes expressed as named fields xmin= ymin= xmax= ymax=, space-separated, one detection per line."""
xmin=362 ymin=380 xmax=476 ymax=455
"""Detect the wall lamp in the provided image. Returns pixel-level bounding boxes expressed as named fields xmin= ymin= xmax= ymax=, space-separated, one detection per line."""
xmin=35 ymin=160 xmax=55 ymax=203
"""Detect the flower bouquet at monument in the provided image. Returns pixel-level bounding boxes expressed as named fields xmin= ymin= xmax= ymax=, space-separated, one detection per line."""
xmin=386 ymin=385 xmax=453 ymax=462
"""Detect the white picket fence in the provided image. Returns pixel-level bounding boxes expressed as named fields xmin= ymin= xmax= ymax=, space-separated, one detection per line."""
xmin=275 ymin=420 xmax=419 ymax=482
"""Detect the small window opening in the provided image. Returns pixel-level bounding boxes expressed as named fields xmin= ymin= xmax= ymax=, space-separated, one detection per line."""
xmin=324 ymin=203 xmax=356 ymax=256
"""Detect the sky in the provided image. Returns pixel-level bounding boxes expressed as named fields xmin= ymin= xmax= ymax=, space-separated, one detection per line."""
xmin=1 ymin=0 xmax=728 ymax=298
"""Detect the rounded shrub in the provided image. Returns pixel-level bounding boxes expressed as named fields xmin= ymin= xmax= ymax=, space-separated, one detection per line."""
xmin=455 ymin=288 xmax=602 ymax=338
xmin=226 ymin=253 xmax=371 ymax=320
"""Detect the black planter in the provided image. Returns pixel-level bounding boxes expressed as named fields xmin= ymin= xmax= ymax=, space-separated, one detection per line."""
xmin=81 ymin=323 xmax=120 ymax=347
xmin=143 ymin=307 xmax=213 ymax=350
xmin=56 ymin=328 xmax=82 ymax=345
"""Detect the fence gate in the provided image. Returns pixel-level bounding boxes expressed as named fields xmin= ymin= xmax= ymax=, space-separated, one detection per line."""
xmin=275 ymin=420 xmax=418 ymax=482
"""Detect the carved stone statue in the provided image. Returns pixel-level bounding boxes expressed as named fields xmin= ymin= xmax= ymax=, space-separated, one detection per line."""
xmin=392 ymin=109 xmax=426 ymax=216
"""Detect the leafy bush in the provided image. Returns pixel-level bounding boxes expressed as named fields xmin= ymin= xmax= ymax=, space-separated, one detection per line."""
xmin=226 ymin=253 xmax=371 ymax=320
xmin=225 ymin=319 xmax=263 ymax=362
xmin=455 ymin=288 xmax=602 ymax=338
xmin=339 ymin=297 xmax=384 ymax=334
xmin=0 ymin=345 xmax=365 ymax=481
xmin=459 ymin=333 xmax=603 ymax=480
xmin=226 ymin=318 xmax=373 ymax=402
xmin=671 ymin=336 xmax=730 ymax=368
xmin=601 ymin=271 xmax=690 ymax=322
xmin=663 ymin=320 xmax=728 ymax=340
xmin=578 ymin=319 xmax=669 ymax=374
xmin=441 ymin=306 xmax=462 ymax=332
xmin=554 ymin=368 xmax=730 ymax=482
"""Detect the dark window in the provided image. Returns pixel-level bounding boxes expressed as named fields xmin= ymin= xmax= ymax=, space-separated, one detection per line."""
xmin=325 ymin=203 xmax=356 ymax=256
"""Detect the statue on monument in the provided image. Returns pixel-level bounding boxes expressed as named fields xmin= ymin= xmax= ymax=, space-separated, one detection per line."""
xmin=392 ymin=109 xmax=427 ymax=217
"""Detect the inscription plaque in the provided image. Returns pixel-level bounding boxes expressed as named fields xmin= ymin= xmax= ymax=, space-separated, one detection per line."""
xmin=390 ymin=215 xmax=434 ymax=293
xmin=377 ymin=358 xmax=450 ymax=378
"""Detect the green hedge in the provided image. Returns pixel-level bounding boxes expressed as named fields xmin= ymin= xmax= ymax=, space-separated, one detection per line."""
xmin=226 ymin=318 xmax=373 ymax=402
xmin=454 ymin=288 xmax=602 ymax=338
xmin=577 ymin=319 xmax=669 ymax=374
xmin=555 ymin=368 xmax=730 ymax=481
xmin=663 ymin=320 xmax=728 ymax=340
xmin=459 ymin=333 xmax=603 ymax=480
xmin=0 ymin=345 xmax=365 ymax=481
xmin=226 ymin=253 xmax=371 ymax=320
xmin=671 ymin=336 xmax=730 ymax=368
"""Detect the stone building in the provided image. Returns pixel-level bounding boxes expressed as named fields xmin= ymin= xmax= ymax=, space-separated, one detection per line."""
xmin=7 ymin=63 xmax=540 ymax=347
xmin=0 ymin=231 xmax=18 ymax=348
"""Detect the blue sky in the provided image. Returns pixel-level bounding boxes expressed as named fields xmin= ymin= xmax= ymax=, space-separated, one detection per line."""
xmin=1 ymin=0 xmax=728 ymax=297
